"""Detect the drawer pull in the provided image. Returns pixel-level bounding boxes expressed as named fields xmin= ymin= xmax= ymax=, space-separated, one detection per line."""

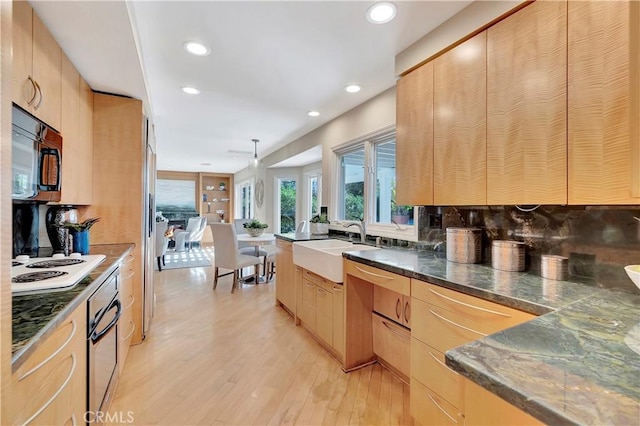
xmin=396 ymin=298 xmax=401 ymax=320
xmin=332 ymin=285 xmax=343 ymax=292
xmin=354 ymin=266 xmax=394 ymax=280
xmin=122 ymin=320 xmax=136 ymax=341
xmin=428 ymin=351 xmax=459 ymax=376
xmin=305 ymin=282 xmax=315 ymax=288
xmin=381 ymin=320 xmax=409 ymax=340
xmin=123 ymin=294 xmax=135 ymax=311
xmin=27 ymin=76 xmax=38 ymax=106
xmin=69 ymin=413 xmax=77 ymax=426
xmin=427 ymin=393 xmax=458 ymax=424
xmin=427 ymin=288 xmax=510 ymax=317
xmin=305 ymin=271 xmax=325 ymax=284
xmin=22 ymin=353 xmax=76 ymax=426
xmin=123 ymin=254 xmax=134 ymax=264
xmin=429 ymin=310 xmax=487 ymax=337
xmin=317 ymin=288 xmax=328 ymax=296
xmin=122 ymin=270 xmax=135 ymax=280
xmin=404 ymin=301 xmax=410 ymax=324
xmin=19 ymin=319 xmax=76 ymax=381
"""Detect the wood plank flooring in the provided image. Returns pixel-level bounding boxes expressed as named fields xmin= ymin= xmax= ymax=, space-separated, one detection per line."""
xmin=108 ymin=253 xmax=412 ymax=425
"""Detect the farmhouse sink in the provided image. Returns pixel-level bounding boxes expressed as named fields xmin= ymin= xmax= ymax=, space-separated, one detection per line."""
xmin=293 ymin=239 xmax=380 ymax=283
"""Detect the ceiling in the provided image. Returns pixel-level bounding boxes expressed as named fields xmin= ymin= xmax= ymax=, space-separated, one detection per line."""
xmin=30 ymin=1 xmax=472 ymax=174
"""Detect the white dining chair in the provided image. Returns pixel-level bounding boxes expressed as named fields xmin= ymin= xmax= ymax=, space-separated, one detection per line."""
xmin=210 ymin=223 xmax=261 ymax=293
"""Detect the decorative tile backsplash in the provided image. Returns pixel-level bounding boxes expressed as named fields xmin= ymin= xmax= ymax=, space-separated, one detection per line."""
xmin=417 ymin=206 xmax=640 ymax=290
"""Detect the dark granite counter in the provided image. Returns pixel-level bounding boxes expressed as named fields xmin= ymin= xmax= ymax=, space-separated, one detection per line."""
xmin=12 ymin=243 xmax=134 ymax=369
xmin=342 ymin=248 xmax=640 ymax=425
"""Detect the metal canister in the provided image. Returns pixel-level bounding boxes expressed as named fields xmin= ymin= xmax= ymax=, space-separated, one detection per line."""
xmin=492 ymin=240 xmax=525 ymax=272
xmin=446 ymin=228 xmax=482 ymax=264
xmin=541 ymin=255 xmax=569 ymax=280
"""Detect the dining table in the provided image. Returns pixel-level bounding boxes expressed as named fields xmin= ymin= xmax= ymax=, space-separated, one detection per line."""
xmin=236 ymin=233 xmax=276 ymax=282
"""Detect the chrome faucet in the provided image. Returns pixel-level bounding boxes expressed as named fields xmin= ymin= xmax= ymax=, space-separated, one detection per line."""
xmin=344 ymin=220 xmax=366 ymax=243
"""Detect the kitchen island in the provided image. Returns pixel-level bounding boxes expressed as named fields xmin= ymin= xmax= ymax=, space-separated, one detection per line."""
xmin=342 ymin=248 xmax=640 ymax=425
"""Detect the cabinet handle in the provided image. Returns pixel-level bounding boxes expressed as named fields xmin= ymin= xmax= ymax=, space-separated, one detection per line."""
xmin=354 ymin=265 xmax=393 ymax=280
xmin=381 ymin=320 xmax=409 ymax=340
xmin=332 ymin=285 xmax=343 ymax=292
xmin=122 ymin=320 xmax=136 ymax=341
xmin=427 ymin=288 xmax=510 ymax=317
xmin=123 ymin=254 xmax=134 ymax=264
xmin=33 ymin=80 xmax=43 ymax=110
xmin=19 ymin=319 xmax=76 ymax=381
xmin=305 ymin=271 xmax=325 ymax=284
xmin=395 ymin=298 xmax=401 ymax=320
xmin=26 ymin=75 xmax=37 ymax=106
xmin=122 ymin=270 xmax=135 ymax=280
xmin=404 ymin=300 xmax=410 ymax=324
xmin=428 ymin=351 xmax=458 ymax=376
xmin=123 ymin=294 xmax=135 ymax=311
xmin=426 ymin=392 xmax=458 ymax=424
xmin=305 ymin=282 xmax=315 ymax=288
xmin=68 ymin=413 xmax=76 ymax=426
xmin=317 ymin=288 xmax=328 ymax=296
xmin=21 ymin=353 xmax=76 ymax=426
xmin=429 ymin=309 xmax=487 ymax=337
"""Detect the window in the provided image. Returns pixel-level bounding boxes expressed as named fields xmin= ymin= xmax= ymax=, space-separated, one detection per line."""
xmin=276 ymin=177 xmax=297 ymax=233
xmin=235 ymin=179 xmax=253 ymax=219
xmin=304 ymin=170 xmax=322 ymax=219
xmin=335 ymin=130 xmax=415 ymax=238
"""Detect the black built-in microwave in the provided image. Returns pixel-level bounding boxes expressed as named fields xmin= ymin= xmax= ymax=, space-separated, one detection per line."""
xmin=11 ymin=104 xmax=62 ymax=202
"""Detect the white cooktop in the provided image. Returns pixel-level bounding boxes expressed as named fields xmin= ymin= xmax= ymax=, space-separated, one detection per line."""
xmin=11 ymin=254 xmax=106 ymax=294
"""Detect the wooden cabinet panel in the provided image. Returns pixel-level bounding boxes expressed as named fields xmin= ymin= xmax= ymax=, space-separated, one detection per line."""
xmin=119 ymin=254 xmax=135 ymax=374
xmin=275 ymin=239 xmax=295 ymax=315
xmin=396 ymin=61 xmax=434 ymax=206
xmin=372 ymin=312 xmax=410 ymax=381
xmin=411 ymin=379 xmax=462 ymax=426
xmin=434 ymin=32 xmax=487 ymax=205
xmin=568 ymin=0 xmax=640 ymax=204
xmin=464 ymin=379 xmax=542 ymax=426
xmin=12 ymin=0 xmax=33 ymax=111
xmin=411 ymin=339 xmax=460 ymax=408
xmin=345 ymin=260 xmax=410 ymax=296
xmin=77 ymin=77 xmax=94 ymax=205
xmin=332 ymin=283 xmax=345 ymax=359
xmin=374 ymin=285 xmax=403 ymax=324
xmin=486 ymin=0 xmax=567 ymax=205
xmin=32 ymin=12 xmax=61 ymax=129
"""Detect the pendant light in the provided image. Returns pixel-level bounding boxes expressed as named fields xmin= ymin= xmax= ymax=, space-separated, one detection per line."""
xmin=249 ymin=138 xmax=263 ymax=170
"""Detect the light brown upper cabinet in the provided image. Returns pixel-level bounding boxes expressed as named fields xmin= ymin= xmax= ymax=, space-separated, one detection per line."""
xmin=434 ymin=32 xmax=487 ymax=205
xmin=396 ymin=62 xmax=434 ymax=206
xmin=486 ymin=0 xmax=567 ymax=205
xmin=568 ymin=1 xmax=640 ymax=204
xmin=12 ymin=1 xmax=62 ymax=130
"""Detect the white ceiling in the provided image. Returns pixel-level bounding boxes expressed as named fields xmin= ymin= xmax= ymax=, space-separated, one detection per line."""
xmin=30 ymin=1 xmax=472 ymax=174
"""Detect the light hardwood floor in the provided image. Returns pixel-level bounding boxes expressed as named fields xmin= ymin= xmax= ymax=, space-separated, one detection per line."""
xmin=108 ymin=253 xmax=412 ymax=425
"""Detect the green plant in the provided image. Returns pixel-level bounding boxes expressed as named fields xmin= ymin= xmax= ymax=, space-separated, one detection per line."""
xmin=310 ymin=213 xmax=330 ymax=224
xmin=60 ymin=218 xmax=100 ymax=232
xmin=390 ymin=182 xmax=410 ymax=215
xmin=243 ymin=219 xmax=268 ymax=229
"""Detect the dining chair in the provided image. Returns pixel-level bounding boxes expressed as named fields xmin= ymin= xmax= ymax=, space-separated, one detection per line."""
xmin=210 ymin=223 xmax=261 ymax=293
xmin=155 ymin=221 xmax=169 ymax=271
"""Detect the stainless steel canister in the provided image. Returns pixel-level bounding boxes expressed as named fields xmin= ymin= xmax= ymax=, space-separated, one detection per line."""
xmin=446 ymin=228 xmax=482 ymax=264
xmin=541 ymin=255 xmax=569 ymax=280
xmin=491 ymin=240 xmax=525 ymax=272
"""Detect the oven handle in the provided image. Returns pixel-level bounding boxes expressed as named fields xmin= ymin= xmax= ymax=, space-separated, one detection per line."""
xmin=91 ymin=298 xmax=121 ymax=345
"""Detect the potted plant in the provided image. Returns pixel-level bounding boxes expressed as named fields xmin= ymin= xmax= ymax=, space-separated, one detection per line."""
xmin=391 ymin=184 xmax=411 ymax=224
xmin=59 ymin=218 xmax=100 ymax=255
xmin=219 ymin=182 xmax=226 ymax=191
xmin=309 ymin=213 xmax=330 ymax=235
xmin=243 ymin=218 xmax=269 ymax=237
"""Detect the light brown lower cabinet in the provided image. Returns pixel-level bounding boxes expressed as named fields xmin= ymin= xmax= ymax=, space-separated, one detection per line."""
xmin=411 ymin=379 xmax=463 ymax=426
xmin=297 ymin=269 xmax=344 ymax=360
xmin=372 ymin=312 xmax=410 ymax=382
xmin=6 ymin=303 xmax=86 ymax=425
xmin=464 ymin=379 xmax=542 ymax=426
xmin=119 ymin=253 xmax=136 ymax=374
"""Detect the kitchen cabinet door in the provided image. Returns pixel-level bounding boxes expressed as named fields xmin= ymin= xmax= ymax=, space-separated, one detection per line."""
xmin=119 ymin=253 xmax=136 ymax=374
xmin=12 ymin=0 xmax=33 ymax=112
xmin=464 ymin=379 xmax=542 ymax=425
xmin=275 ymin=239 xmax=295 ymax=315
xmin=568 ymin=0 xmax=640 ymax=204
xmin=77 ymin=76 xmax=94 ymax=205
xmin=332 ymin=283 xmax=345 ymax=360
xmin=434 ymin=32 xmax=487 ymax=206
xmin=486 ymin=0 xmax=567 ymax=205
xmin=374 ymin=285 xmax=404 ymax=325
xmin=396 ymin=61 xmax=434 ymax=206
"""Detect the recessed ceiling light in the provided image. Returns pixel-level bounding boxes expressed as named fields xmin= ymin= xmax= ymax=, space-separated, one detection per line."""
xmin=345 ymin=84 xmax=361 ymax=93
xmin=183 ymin=41 xmax=210 ymax=56
xmin=181 ymin=86 xmax=201 ymax=95
xmin=308 ymin=111 xmax=320 ymax=117
xmin=366 ymin=2 xmax=397 ymax=24
xmin=200 ymin=162 xmax=212 ymax=166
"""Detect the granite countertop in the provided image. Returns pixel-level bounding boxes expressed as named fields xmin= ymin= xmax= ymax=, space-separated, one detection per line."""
xmin=12 ymin=243 xmax=134 ymax=369
xmin=343 ymin=248 xmax=640 ymax=425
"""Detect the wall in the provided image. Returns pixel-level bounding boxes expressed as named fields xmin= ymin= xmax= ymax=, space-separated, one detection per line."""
xmin=416 ymin=206 xmax=640 ymax=292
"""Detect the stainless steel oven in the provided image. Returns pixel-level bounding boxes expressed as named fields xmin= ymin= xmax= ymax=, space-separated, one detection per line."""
xmin=88 ymin=269 xmax=121 ymax=418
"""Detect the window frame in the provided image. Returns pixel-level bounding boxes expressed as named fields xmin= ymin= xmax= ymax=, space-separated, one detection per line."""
xmin=234 ymin=178 xmax=254 ymax=219
xmin=303 ymin=168 xmax=322 ymax=221
xmin=273 ymin=174 xmax=299 ymax=234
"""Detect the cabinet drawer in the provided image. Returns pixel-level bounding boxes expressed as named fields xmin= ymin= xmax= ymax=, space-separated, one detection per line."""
xmin=303 ymin=269 xmax=331 ymax=289
xmin=372 ymin=312 xmax=410 ymax=380
xmin=412 ymin=282 xmax=535 ymax=329
xmin=316 ymin=311 xmax=332 ymax=346
xmin=411 ymin=338 xmax=461 ymax=408
xmin=412 ymin=298 xmax=486 ymax=352
xmin=345 ymin=260 xmax=410 ymax=295
xmin=302 ymin=279 xmax=316 ymax=305
xmin=316 ymin=286 xmax=332 ymax=316
xmin=374 ymin=285 xmax=403 ymax=324
xmin=411 ymin=379 xmax=462 ymax=426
